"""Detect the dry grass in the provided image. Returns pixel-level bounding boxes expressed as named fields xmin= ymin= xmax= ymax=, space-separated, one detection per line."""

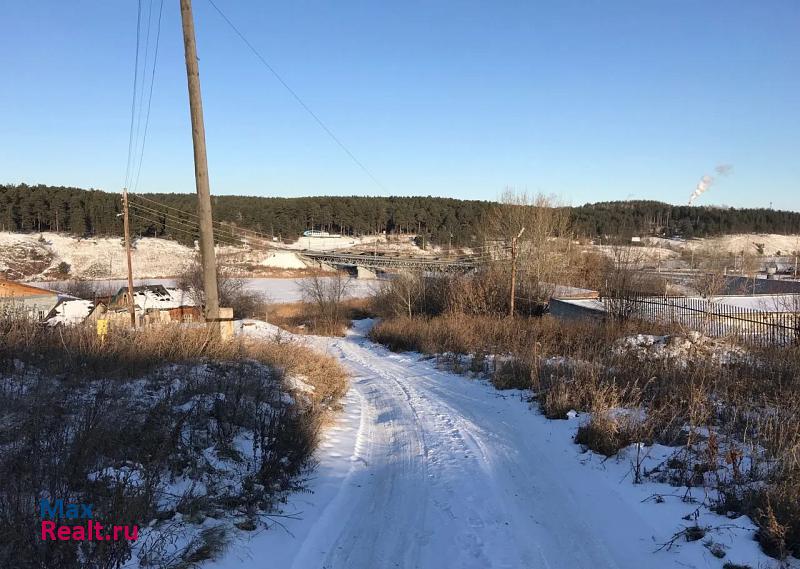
xmin=267 ymin=298 xmax=373 ymax=337
xmin=370 ymin=310 xmax=800 ymax=559
xmin=0 ymin=315 xmax=348 ymax=568
xmin=244 ymin=332 xmax=348 ymax=407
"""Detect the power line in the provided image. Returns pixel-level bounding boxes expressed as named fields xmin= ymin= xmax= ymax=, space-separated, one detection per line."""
xmin=129 ymin=193 xmax=274 ymax=241
xmin=129 ymin=201 xmax=263 ymax=248
xmin=124 ymin=0 xmax=143 ymax=190
xmin=205 ymin=0 xmax=388 ymax=193
xmin=129 ymin=201 xmax=203 ymax=229
xmin=132 ymin=0 xmax=165 ymax=193
xmin=129 ymin=202 xmax=240 ymax=243
xmin=131 ymin=0 xmax=155 ymax=180
xmin=129 ymin=209 xmax=244 ymax=247
xmin=133 ymin=194 xmax=236 ymax=227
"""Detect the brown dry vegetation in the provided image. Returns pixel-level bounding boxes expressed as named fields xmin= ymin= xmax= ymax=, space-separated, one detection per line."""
xmin=267 ymin=298 xmax=373 ymax=337
xmin=0 ymin=316 xmax=347 ymax=568
xmin=368 ymin=274 xmax=800 ymax=560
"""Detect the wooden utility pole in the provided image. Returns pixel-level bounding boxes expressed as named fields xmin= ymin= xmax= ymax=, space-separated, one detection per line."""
xmin=180 ymin=0 xmax=220 ymax=325
xmin=509 ymin=227 xmax=525 ymax=317
xmin=122 ymin=188 xmax=137 ymax=328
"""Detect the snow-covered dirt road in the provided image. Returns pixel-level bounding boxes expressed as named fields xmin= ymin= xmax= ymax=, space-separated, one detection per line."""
xmin=221 ymin=320 xmax=774 ymax=569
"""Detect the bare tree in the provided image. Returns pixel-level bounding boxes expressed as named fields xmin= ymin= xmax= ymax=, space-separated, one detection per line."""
xmin=692 ymin=245 xmax=731 ymax=297
xmin=378 ymin=271 xmax=425 ymax=318
xmin=299 ymin=271 xmax=352 ymax=333
xmin=601 ymin=245 xmax=666 ymax=320
xmin=486 ymin=189 xmax=570 ymax=314
xmin=177 ymin=257 xmax=264 ymax=318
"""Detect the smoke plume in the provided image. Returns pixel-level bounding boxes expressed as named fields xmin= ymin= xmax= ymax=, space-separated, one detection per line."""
xmin=688 ymin=164 xmax=732 ymax=205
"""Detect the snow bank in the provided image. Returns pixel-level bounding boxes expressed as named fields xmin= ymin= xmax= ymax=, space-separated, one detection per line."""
xmin=614 ymin=332 xmax=746 ymax=365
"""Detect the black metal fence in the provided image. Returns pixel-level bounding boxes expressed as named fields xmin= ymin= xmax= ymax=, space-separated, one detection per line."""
xmin=602 ymin=294 xmax=800 ymax=347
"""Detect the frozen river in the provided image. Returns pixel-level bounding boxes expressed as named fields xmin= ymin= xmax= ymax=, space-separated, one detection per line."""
xmin=29 ymin=276 xmax=379 ymax=304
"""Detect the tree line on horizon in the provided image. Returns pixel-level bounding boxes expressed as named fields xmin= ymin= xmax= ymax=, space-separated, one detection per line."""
xmin=2 ymin=183 xmax=799 ymax=247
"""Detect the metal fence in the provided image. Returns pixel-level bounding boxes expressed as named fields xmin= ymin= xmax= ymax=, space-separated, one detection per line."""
xmin=602 ymin=294 xmax=800 ymax=347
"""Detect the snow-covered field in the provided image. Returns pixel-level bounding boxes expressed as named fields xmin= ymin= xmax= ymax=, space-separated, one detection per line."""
xmin=213 ymin=320 xmax=788 ymax=569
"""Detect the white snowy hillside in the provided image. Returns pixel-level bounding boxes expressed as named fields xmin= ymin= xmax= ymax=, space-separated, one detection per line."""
xmin=0 ymin=232 xmax=318 ymax=281
xmin=648 ymin=233 xmax=800 ymax=256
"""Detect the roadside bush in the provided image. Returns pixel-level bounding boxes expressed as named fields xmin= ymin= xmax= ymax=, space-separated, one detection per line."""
xmin=575 ymin=412 xmax=641 ymax=457
xmin=297 ymin=272 xmax=354 ymax=336
xmin=491 ymin=358 xmax=534 ymax=390
xmin=371 ymin=267 xmax=551 ymax=319
xmin=369 ymin=308 xmax=800 ymax=558
xmin=267 ymin=298 xmax=373 ymax=337
xmin=0 ymin=316 xmax=347 ymax=568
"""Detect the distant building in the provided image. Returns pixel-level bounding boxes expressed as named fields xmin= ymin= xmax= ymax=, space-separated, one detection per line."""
xmin=303 ymin=230 xmax=342 ymax=238
xmin=0 ymin=278 xmax=60 ymax=321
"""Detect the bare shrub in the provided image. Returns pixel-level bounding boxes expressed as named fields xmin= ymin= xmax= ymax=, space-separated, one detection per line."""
xmin=58 ymin=278 xmax=117 ymax=300
xmin=485 ymin=189 xmax=570 ymax=312
xmin=298 ymin=272 xmax=353 ymax=336
xmin=267 ymin=299 xmax=372 ymax=337
xmin=575 ymin=412 xmax=640 ymax=457
xmin=602 ymin=246 xmax=667 ymax=319
xmin=539 ymin=382 xmax=576 ymax=419
xmin=0 ymin=315 xmax=347 ymax=568
xmin=368 ymin=308 xmax=800 ymax=558
xmin=756 ymin=500 xmax=789 ymax=560
xmin=491 ymin=358 xmax=533 ymax=390
xmin=177 ymin=257 xmax=265 ymax=318
xmin=692 ymin=245 xmax=732 ymax=297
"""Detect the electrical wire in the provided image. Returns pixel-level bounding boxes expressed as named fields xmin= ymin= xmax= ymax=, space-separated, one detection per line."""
xmin=131 ymin=0 xmax=155 ymax=177
xmin=129 ymin=194 xmax=274 ymax=240
xmin=123 ymin=0 xmax=143 ymax=190
xmin=131 ymin=0 xmax=165 ymax=193
xmin=129 ymin=205 xmax=257 ymax=249
xmin=129 ymin=210 xmax=244 ymax=247
xmin=205 ymin=0 xmax=387 ymax=193
xmin=129 ymin=200 xmax=233 ymax=237
xmin=128 ymin=203 xmax=242 ymax=245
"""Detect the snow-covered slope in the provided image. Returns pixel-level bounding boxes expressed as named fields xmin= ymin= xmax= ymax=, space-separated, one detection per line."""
xmin=0 ymin=232 xmax=315 ymax=280
xmin=216 ymin=321 xmax=785 ymax=569
xmin=649 ymin=233 xmax=800 ymax=256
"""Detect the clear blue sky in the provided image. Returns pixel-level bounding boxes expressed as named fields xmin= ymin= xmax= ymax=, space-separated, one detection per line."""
xmin=1 ymin=1 xmax=798 ymax=209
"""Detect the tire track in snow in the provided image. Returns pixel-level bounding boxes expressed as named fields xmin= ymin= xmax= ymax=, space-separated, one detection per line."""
xmin=273 ymin=324 xmax=685 ymax=569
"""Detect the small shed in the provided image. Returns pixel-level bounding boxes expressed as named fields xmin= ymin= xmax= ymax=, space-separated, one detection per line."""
xmin=109 ymin=285 xmax=202 ymax=325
